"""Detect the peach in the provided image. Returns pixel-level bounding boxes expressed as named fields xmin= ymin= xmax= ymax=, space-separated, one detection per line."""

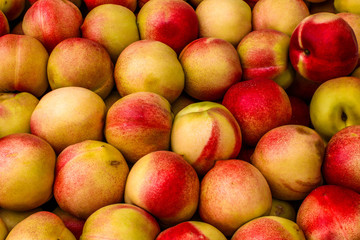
xmin=179 ymin=37 xmax=242 ymax=101
xmin=0 ymin=10 xmax=9 ymax=36
xmin=170 ymin=101 xmax=242 ymax=176
xmin=47 ymin=37 xmax=114 ymax=99
xmin=334 ymin=0 xmax=360 ymax=15
xmin=114 ymin=40 xmax=184 ymax=103
xmin=0 ymin=218 xmax=6 ymax=240
xmin=0 ymin=92 xmax=39 ymax=138
xmin=0 ymin=133 xmax=56 ymax=211
xmin=156 ymin=221 xmax=227 ymax=240
xmin=288 ymin=96 xmax=310 ymax=127
xmin=289 ymin=12 xmax=358 ymax=82
xmin=237 ymin=29 xmax=293 ymax=89
xmin=5 ymin=211 xmax=76 ymax=240
xmin=337 ymin=12 xmax=360 ymax=66
xmin=0 ymin=208 xmax=41 ymax=232
xmin=269 ymin=198 xmax=297 ymax=222
xmin=0 ymin=34 xmax=48 ymax=97
xmin=252 ymin=0 xmax=309 ymax=36
xmin=53 ymin=207 xmax=85 ymax=239
xmin=251 ymin=125 xmax=325 ymax=200
xmin=222 ymin=77 xmax=292 ymax=146
xmin=22 ymin=0 xmax=83 ymax=52
xmin=30 ymin=87 xmax=106 ymax=154
xmin=322 ymin=125 xmax=360 ymax=193
xmin=124 ymin=151 xmax=200 ymax=226
xmin=80 ymin=203 xmax=160 ymax=239
xmin=0 ymin=0 xmax=25 ymax=21
xmin=83 ymin=0 xmax=136 ymax=11
xmin=54 ymin=140 xmax=129 ymax=219
xmin=199 ymin=160 xmax=272 ymax=237
xmin=137 ymin=0 xmax=199 ymax=55
xmin=196 ymin=0 xmax=251 ymax=46
xmin=81 ymin=4 xmax=139 ymax=62
xmin=297 ymin=185 xmax=360 ymax=239
xmin=231 ymin=216 xmax=306 ymax=240
xmin=105 ymin=92 xmax=173 ymax=164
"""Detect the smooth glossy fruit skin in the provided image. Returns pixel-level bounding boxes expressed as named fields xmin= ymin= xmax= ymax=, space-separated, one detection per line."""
xmin=297 ymin=185 xmax=360 ymax=240
xmin=322 ymin=125 xmax=360 ymax=193
xmin=289 ymin=12 xmax=358 ymax=83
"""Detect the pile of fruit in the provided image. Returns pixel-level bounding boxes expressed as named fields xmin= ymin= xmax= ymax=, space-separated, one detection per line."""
xmin=0 ymin=0 xmax=360 ymax=238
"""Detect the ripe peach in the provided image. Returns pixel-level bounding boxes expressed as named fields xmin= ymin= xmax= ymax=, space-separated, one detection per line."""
xmin=22 ymin=0 xmax=83 ymax=52
xmin=231 ymin=216 xmax=306 ymax=240
xmin=171 ymin=101 xmax=242 ymax=176
xmin=80 ymin=203 xmax=160 ymax=239
xmin=105 ymin=92 xmax=173 ymax=164
xmin=0 ymin=208 xmax=41 ymax=232
xmin=124 ymin=151 xmax=200 ymax=226
xmin=81 ymin=4 xmax=139 ymax=62
xmin=0 ymin=34 xmax=48 ymax=97
xmin=0 ymin=0 xmax=25 ymax=21
xmin=289 ymin=12 xmax=358 ymax=82
xmin=251 ymin=125 xmax=325 ymax=200
xmin=179 ymin=37 xmax=242 ymax=101
xmin=0 ymin=133 xmax=56 ymax=211
xmin=334 ymin=0 xmax=360 ymax=15
xmin=53 ymin=207 xmax=85 ymax=240
xmin=297 ymin=185 xmax=360 ymax=239
xmin=199 ymin=160 xmax=272 ymax=237
xmin=54 ymin=140 xmax=129 ymax=219
xmin=30 ymin=87 xmax=106 ymax=154
xmin=137 ymin=0 xmax=198 ymax=55
xmin=114 ymin=40 xmax=184 ymax=103
xmin=47 ymin=37 xmax=114 ymax=99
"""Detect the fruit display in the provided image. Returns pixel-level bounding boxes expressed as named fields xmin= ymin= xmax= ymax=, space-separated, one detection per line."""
xmin=0 ymin=0 xmax=360 ymax=239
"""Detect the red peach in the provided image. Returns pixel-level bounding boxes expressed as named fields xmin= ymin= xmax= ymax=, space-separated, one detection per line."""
xmin=22 ymin=0 xmax=83 ymax=52
xmin=124 ymin=151 xmax=200 ymax=226
xmin=199 ymin=160 xmax=272 ymax=237
xmin=0 ymin=10 xmax=9 ymax=36
xmin=53 ymin=207 xmax=85 ymax=240
xmin=0 ymin=34 xmax=49 ymax=97
xmin=47 ymin=37 xmax=114 ymax=99
xmin=105 ymin=92 xmax=173 ymax=164
xmin=222 ymin=77 xmax=292 ymax=146
xmin=297 ymin=185 xmax=360 ymax=239
xmin=179 ymin=37 xmax=242 ymax=101
xmin=323 ymin=125 xmax=360 ymax=193
xmin=137 ymin=0 xmax=199 ymax=55
xmin=289 ymin=12 xmax=358 ymax=82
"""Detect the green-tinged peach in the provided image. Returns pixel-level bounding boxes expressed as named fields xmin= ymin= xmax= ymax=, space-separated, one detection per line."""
xmin=30 ymin=87 xmax=106 ymax=154
xmin=47 ymin=37 xmax=114 ymax=99
xmin=80 ymin=203 xmax=160 ymax=240
xmin=199 ymin=160 xmax=272 ymax=237
xmin=179 ymin=37 xmax=242 ymax=101
xmin=171 ymin=101 xmax=242 ymax=176
xmin=114 ymin=40 xmax=184 ymax=103
xmin=0 ymin=34 xmax=48 ymax=97
xmin=231 ymin=216 xmax=305 ymax=240
xmin=0 ymin=133 xmax=55 ymax=211
xmin=156 ymin=221 xmax=227 ymax=240
xmin=196 ymin=0 xmax=251 ymax=46
xmin=5 ymin=211 xmax=76 ymax=240
xmin=334 ymin=0 xmax=360 ymax=15
xmin=105 ymin=92 xmax=173 ymax=164
xmin=251 ymin=125 xmax=325 ymax=200
xmin=81 ymin=4 xmax=139 ymax=62
xmin=309 ymin=76 xmax=360 ymax=141
xmin=124 ymin=151 xmax=200 ymax=227
xmin=0 ymin=92 xmax=39 ymax=138
xmin=0 ymin=0 xmax=25 ymax=21
xmin=252 ymin=0 xmax=309 ymax=36
xmin=54 ymin=140 xmax=129 ymax=219
xmin=0 ymin=208 xmax=41 ymax=232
